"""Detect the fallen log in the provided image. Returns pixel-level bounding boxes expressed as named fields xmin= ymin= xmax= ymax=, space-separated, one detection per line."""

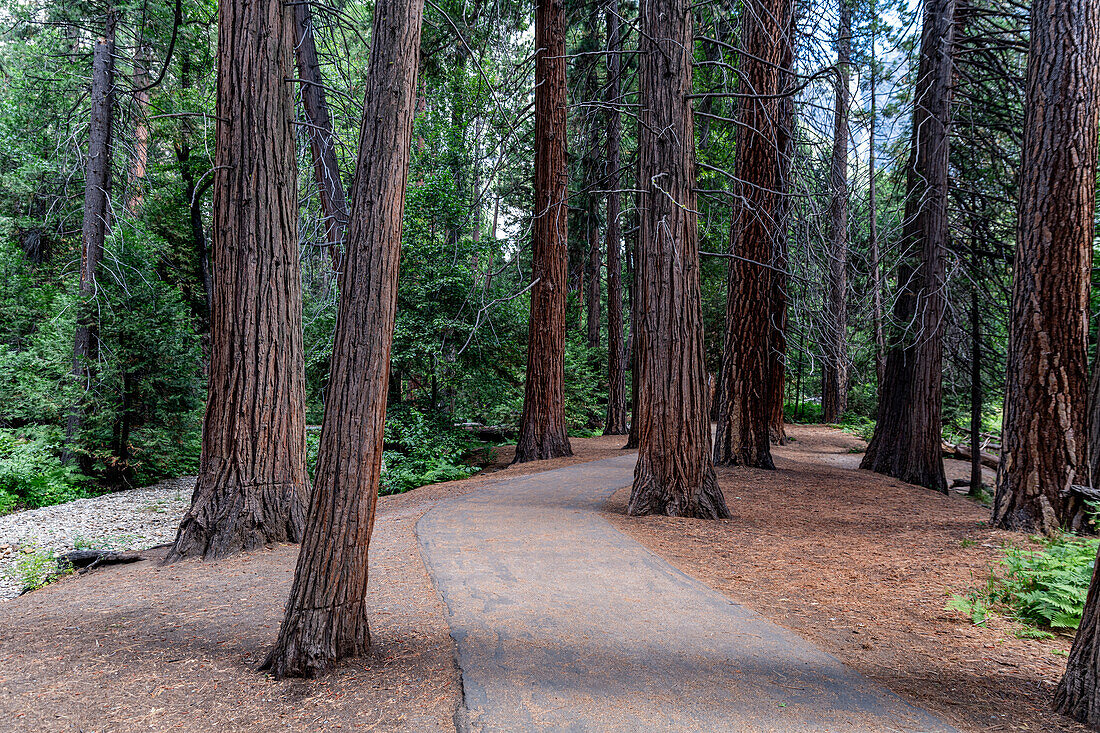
xmin=61 ymin=549 xmax=143 ymax=573
xmin=942 ymin=442 xmax=999 ymax=469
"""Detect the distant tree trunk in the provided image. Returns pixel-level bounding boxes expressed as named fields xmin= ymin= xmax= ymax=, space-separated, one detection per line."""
xmin=628 ymin=0 xmax=729 ymax=519
xmin=993 ymin=0 xmax=1099 ymax=537
xmin=1091 ymin=335 xmax=1100 ymax=487
xmin=175 ymin=52 xmax=214 ymax=331
xmin=713 ymin=0 xmax=791 ymax=469
xmin=514 ymin=0 xmax=573 ymax=463
xmin=64 ymin=13 xmax=118 ymax=464
xmin=262 ymin=0 xmax=424 ymax=678
xmin=166 ymin=0 xmax=310 ymax=561
xmin=625 ymin=163 xmax=641 ymax=450
xmin=821 ymin=0 xmax=851 ymax=424
xmin=603 ymin=0 xmax=628 ymax=436
xmin=969 ymin=232 xmax=983 ymax=497
xmin=860 ymin=0 xmax=955 ymax=492
xmin=868 ymin=12 xmax=885 ymax=391
xmin=768 ymin=6 xmax=797 ymax=445
xmin=586 ymin=212 xmax=601 ymax=350
xmin=126 ymin=42 xmax=151 ymax=215
xmin=583 ymin=34 xmax=602 ymax=353
xmin=294 ymin=3 xmax=348 ymax=270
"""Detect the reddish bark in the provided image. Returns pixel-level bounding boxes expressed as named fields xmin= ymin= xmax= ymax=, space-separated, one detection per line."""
xmin=166 ymin=0 xmax=310 ymax=560
xmin=713 ymin=0 xmax=791 ymax=469
xmin=514 ymin=0 xmax=573 ymax=463
xmin=603 ymin=0 xmax=627 ymax=436
xmin=263 ymin=0 xmax=425 ymax=679
xmin=628 ymin=0 xmax=728 ymax=519
xmin=993 ymin=0 xmax=1098 ymax=535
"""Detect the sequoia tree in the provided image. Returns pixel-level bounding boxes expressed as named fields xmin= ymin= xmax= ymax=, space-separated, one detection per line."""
xmin=993 ymin=0 xmax=1099 ymax=535
xmin=603 ymin=0 xmax=628 ymax=436
xmin=64 ymin=12 xmax=117 ymax=465
xmin=166 ymin=0 xmax=310 ymax=561
xmin=821 ymin=0 xmax=851 ymax=424
xmin=860 ymin=0 xmax=955 ymax=492
xmin=627 ymin=0 xmax=729 ymax=518
xmin=263 ymin=0 xmax=425 ymax=678
xmin=514 ymin=0 xmax=572 ymax=462
xmin=713 ymin=0 xmax=791 ymax=469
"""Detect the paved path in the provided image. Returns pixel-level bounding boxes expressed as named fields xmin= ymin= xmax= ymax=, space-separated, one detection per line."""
xmin=417 ymin=455 xmax=955 ymax=732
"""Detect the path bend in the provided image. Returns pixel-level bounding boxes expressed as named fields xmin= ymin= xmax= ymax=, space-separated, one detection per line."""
xmin=417 ymin=454 xmax=955 ymax=732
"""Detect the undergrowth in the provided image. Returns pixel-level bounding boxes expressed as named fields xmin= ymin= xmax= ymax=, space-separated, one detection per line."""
xmin=0 ymin=427 xmax=93 ymax=515
xmin=5 ymin=546 xmax=72 ymax=593
xmin=948 ymin=532 xmax=1099 ymax=633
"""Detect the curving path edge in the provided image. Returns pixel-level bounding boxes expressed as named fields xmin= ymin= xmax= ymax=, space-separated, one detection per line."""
xmin=417 ymin=454 xmax=956 ymax=732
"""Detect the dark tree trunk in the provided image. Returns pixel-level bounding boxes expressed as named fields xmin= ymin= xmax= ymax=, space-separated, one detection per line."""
xmin=994 ymin=0 xmax=1098 ymax=536
xmin=262 ymin=0 xmax=424 ymax=679
xmin=582 ymin=36 xmax=602 ymax=353
xmin=767 ymin=6 xmax=797 ymax=446
xmin=627 ymin=0 xmax=729 ymax=519
xmin=821 ymin=0 xmax=851 ymax=424
xmin=294 ymin=3 xmax=348 ymax=270
xmin=175 ymin=52 xmax=214 ymax=332
xmin=860 ymin=0 xmax=954 ymax=492
xmin=514 ymin=0 xmax=573 ymax=463
xmin=968 ymin=227 xmax=983 ymax=497
xmin=868 ymin=18 xmax=885 ymax=391
xmin=585 ymin=212 xmax=601 ymax=350
xmin=64 ymin=13 xmax=118 ymax=464
xmin=713 ymin=0 xmax=791 ymax=469
xmin=603 ymin=0 xmax=628 ymax=436
xmin=166 ymin=0 xmax=310 ymax=561
xmin=625 ymin=164 xmax=641 ymax=450
xmin=1091 ymin=333 xmax=1100 ymax=487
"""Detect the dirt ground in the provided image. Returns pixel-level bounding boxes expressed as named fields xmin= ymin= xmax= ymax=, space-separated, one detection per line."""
xmin=0 ymin=436 xmax=627 ymax=733
xmin=606 ymin=424 xmax=1086 ymax=733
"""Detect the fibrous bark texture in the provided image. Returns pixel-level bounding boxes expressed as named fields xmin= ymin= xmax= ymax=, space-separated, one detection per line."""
xmin=628 ymin=0 xmax=729 ymax=519
xmin=821 ymin=0 xmax=851 ymax=424
xmin=768 ymin=7 xmax=797 ymax=446
xmin=166 ymin=0 xmax=309 ymax=561
xmin=514 ymin=0 xmax=573 ymax=463
xmin=65 ymin=14 xmax=118 ymax=463
xmin=993 ymin=0 xmax=1099 ymax=537
xmin=860 ymin=0 xmax=955 ymax=492
xmin=294 ymin=2 xmax=348 ymax=269
xmin=263 ymin=0 xmax=424 ymax=679
xmin=603 ymin=0 xmax=628 ymax=436
xmin=713 ymin=0 xmax=791 ymax=469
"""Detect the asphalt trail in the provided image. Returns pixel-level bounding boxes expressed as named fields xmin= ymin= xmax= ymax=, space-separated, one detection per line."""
xmin=417 ymin=454 xmax=955 ymax=732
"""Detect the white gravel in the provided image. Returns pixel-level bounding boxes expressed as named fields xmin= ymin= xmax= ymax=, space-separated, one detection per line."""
xmin=0 ymin=477 xmax=194 ymax=600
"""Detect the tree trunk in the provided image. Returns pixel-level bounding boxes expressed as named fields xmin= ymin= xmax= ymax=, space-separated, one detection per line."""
xmin=868 ymin=14 xmax=885 ymax=391
xmin=968 ymin=223 xmax=983 ymax=497
xmin=628 ymin=0 xmax=729 ymax=519
xmin=64 ymin=13 xmax=118 ymax=464
xmin=821 ymin=0 xmax=851 ymax=424
xmin=166 ymin=0 xmax=310 ymax=561
xmin=767 ymin=5 xmax=797 ymax=446
xmin=294 ymin=3 xmax=348 ymax=271
xmin=262 ymin=0 xmax=424 ymax=678
xmin=860 ymin=0 xmax=954 ymax=492
xmin=514 ymin=0 xmax=573 ymax=463
xmin=713 ymin=0 xmax=791 ymax=469
xmin=603 ymin=0 xmax=628 ymax=436
xmin=994 ymin=0 xmax=1099 ymax=537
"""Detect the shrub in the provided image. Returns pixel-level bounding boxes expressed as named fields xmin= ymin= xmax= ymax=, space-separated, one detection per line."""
xmin=990 ymin=535 xmax=1098 ymax=629
xmin=6 ymin=546 xmax=71 ymax=592
xmin=0 ymin=427 xmax=91 ymax=514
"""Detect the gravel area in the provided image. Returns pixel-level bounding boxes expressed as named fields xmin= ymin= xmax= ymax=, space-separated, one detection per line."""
xmin=0 ymin=477 xmax=194 ymax=599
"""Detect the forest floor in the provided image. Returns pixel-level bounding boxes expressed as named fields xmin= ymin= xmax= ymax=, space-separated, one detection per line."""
xmin=0 ymin=428 xmax=1084 ymax=732
xmin=606 ymin=424 xmax=1086 ymax=733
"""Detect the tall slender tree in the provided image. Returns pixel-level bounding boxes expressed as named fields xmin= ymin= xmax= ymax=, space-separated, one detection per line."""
xmin=767 ymin=3 xmax=797 ymax=445
xmin=263 ymin=0 xmax=425 ymax=678
xmin=294 ymin=3 xmax=349 ymax=270
xmin=64 ymin=12 xmax=118 ymax=465
xmin=166 ymin=0 xmax=310 ymax=560
xmin=603 ymin=0 xmax=628 ymax=436
xmin=860 ymin=0 xmax=956 ymax=492
xmin=514 ymin=0 xmax=573 ymax=462
xmin=821 ymin=0 xmax=851 ymax=424
xmin=993 ymin=0 xmax=1099 ymax=535
xmin=713 ymin=0 xmax=791 ymax=469
xmin=628 ymin=0 xmax=729 ymax=518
